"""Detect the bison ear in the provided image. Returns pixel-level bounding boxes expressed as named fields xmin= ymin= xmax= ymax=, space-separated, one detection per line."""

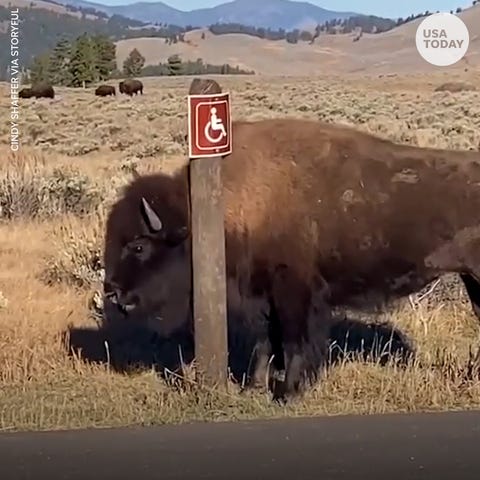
xmin=140 ymin=197 xmax=163 ymax=233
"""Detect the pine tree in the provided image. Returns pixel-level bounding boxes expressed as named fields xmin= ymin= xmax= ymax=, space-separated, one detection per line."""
xmin=68 ymin=33 xmax=98 ymax=87
xmin=29 ymin=53 xmax=52 ymax=84
xmin=167 ymin=54 xmax=182 ymax=75
xmin=27 ymin=33 xmax=117 ymax=88
xmin=123 ymin=48 xmax=145 ymax=76
xmin=92 ymin=35 xmax=117 ymax=80
xmin=48 ymin=38 xmax=72 ymax=86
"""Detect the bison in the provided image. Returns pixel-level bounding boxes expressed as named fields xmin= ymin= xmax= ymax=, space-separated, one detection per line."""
xmin=119 ymin=79 xmax=143 ymax=96
xmin=95 ymin=84 xmax=116 ymax=97
xmin=19 ymin=87 xmax=33 ymax=98
xmin=103 ymin=117 xmax=480 ymax=401
xmin=19 ymin=83 xmax=55 ymax=99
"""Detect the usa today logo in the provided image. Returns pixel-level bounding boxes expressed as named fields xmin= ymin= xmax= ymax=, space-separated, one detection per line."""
xmin=416 ymin=12 xmax=470 ymax=66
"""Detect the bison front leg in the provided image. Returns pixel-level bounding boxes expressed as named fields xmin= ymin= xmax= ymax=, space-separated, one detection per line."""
xmin=249 ymin=307 xmax=288 ymax=392
xmin=249 ymin=338 xmax=274 ymax=389
xmin=425 ymin=234 xmax=480 ymax=322
xmin=460 ymin=274 xmax=480 ymax=321
xmin=459 ymin=273 xmax=480 ymax=379
xmin=270 ymin=265 xmax=330 ymax=402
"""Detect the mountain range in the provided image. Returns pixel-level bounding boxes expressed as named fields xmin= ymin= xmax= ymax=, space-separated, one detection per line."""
xmin=52 ymin=0 xmax=361 ymax=30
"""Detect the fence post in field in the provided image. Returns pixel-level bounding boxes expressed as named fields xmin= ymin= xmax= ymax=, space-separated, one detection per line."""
xmin=187 ymin=78 xmax=232 ymax=388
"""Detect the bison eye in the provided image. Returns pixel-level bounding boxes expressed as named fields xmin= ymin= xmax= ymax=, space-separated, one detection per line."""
xmin=134 ymin=245 xmax=143 ymax=253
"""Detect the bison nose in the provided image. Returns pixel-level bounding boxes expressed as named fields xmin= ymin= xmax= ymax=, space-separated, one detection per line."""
xmin=104 ymin=280 xmax=119 ymax=304
xmin=104 ymin=281 xmax=139 ymax=314
xmin=105 ymin=289 xmax=119 ymax=304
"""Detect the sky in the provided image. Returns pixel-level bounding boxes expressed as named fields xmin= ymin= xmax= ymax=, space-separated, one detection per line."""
xmin=97 ymin=0 xmax=474 ymax=20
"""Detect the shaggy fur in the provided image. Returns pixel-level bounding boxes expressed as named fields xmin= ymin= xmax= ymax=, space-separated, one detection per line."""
xmin=119 ymin=79 xmax=143 ymax=96
xmin=19 ymin=83 xmax=54 ymax=99
xmin=103 ymin=117 xmax=480 ymax=400
xmin=95 ymin=85 xmax=116 ymax=97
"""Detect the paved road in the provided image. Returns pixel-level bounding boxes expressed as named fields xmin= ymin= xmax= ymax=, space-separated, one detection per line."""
xmin=1 ymin=410 xmax=480 ymax=480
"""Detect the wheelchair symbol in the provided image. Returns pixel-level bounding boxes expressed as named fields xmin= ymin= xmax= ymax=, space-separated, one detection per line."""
xmin=204 ymin=107 xmax=227 ymax=144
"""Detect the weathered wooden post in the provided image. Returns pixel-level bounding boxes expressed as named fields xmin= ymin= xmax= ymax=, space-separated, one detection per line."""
xmin=187 ymin=78 xmax=232 ymax=388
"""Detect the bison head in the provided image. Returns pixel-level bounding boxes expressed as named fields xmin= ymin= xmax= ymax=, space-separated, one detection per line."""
xmin=19 ymin=88 xmax=33 ymax=99
xmin=104 ymin=196 xmax=191 ymax=333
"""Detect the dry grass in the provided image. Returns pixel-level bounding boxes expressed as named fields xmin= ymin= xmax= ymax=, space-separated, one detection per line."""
xmin=434 ymin=82 xmax=477 ymax=93
xmin=1 ymin=73 xmax=480 ymax=433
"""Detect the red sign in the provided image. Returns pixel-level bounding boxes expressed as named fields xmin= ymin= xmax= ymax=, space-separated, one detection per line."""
xmin=187 ymin=92 xmax=232 ymax=158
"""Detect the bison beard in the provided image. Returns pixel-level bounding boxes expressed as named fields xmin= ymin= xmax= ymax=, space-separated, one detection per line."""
xmin=103 ymin=118 xmax=480 ymax=402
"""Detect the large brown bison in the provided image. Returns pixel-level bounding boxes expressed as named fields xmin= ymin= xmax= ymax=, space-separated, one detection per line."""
xmin=95 ymin=84 xmax=116 ymax=97
xmin=103 ymin=117 xmax=480 ymax=401
xmin=19 ymin=83 xmax=55 ymax=99
xmin=119 ymin=79 xmax=143 ymax=96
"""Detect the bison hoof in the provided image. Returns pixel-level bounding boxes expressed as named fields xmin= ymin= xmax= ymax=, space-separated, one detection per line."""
xmin=272 ymin=381 xmax=307 ymax=404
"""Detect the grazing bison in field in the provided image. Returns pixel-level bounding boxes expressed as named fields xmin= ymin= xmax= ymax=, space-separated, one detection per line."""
xmin=103 ymin=117 xmax=480 ymax=401
xmin=119 ymin=79 xmax=143 ymax=96
xmin=19 ymin=83 xmax=55 ymax=99
xmin=95 ymin=84 xmax=116 ymax=97
xmin=19 ymin=87 xmax=33 ymax=98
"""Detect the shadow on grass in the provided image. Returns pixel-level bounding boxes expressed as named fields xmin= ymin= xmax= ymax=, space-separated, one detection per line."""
xmin=328 ymin=316 xmax=415 ymax=366
xmin=66 ymin=307 xmax=416 ymax=388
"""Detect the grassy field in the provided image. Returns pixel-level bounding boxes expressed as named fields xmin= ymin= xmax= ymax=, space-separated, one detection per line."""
xmin=1 ymin=73 xmax=480 ymax=433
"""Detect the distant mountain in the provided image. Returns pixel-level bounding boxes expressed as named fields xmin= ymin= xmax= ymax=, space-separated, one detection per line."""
xmin=53 ymin=0 xmax=361 ymax=30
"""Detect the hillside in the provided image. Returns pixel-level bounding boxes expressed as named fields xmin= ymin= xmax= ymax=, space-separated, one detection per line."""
xmin=53 ymin=0 xmax=359 ymax=30
xmin=115 ymin=5 xmax=480 ymax=76
xmin=0 ymin=1 xmax=187 ymax=80
xmin=2 ymin=0 xmax=478 ymax=79
xmin=0 ymin=0 xmax=102 ymax=19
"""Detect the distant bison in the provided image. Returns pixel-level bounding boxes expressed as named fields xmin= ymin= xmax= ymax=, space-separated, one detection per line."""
xmin=435 ymin=82 xmax=476 ymax=93
xmin=103 ymin=118 xmax=480 ymax=401
xmin=18 ymin=83 xmax=55 ymax=99
xmin=19 ymin=87 xmax=33 ymax=98
xmin=119 ymin=79 xmax=143 ymax=96
xmin=95 ymin=84 xmax=116 ymax=97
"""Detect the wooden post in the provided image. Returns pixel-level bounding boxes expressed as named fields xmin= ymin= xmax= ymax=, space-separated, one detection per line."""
xmin=187 ymin=78 xmax=230 ymax=388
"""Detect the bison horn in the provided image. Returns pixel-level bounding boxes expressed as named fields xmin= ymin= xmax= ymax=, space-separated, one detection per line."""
xmin=141 ymin=197 xmax=163 ymax=232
